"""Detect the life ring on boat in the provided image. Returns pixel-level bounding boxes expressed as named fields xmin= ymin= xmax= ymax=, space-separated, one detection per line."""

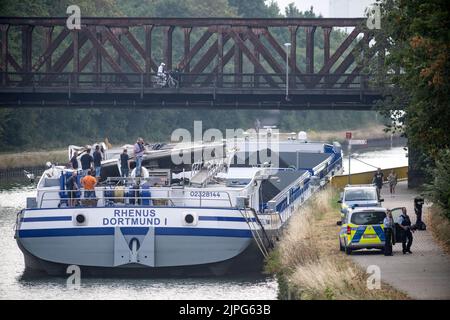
xmin=130 ymin=166 xmax=149 ymax=178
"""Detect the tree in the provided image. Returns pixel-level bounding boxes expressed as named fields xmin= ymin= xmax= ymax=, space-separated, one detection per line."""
xmin=373 ymin=0 xmax=450 ymax=214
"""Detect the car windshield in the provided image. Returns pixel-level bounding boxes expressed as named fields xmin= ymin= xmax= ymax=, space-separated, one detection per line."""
xmin=351 ymin=211 xmax=386 ymax=225
xmin=345 ymin=189 xmax=377 ymax=201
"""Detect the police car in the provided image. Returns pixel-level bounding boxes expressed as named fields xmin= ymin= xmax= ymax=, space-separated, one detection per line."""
xmin=338 ymin=185 xmax=383 ymax=218
xmin=338 ymin=206 xmax=387 ymax=255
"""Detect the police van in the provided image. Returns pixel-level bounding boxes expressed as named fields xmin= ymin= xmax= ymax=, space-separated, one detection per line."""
xmin=338 ymin=207 xmax=387 ymax=255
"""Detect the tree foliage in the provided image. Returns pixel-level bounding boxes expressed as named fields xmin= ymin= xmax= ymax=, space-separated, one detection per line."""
xmin=373 ymin=0 xmax=449 ymax=215
xmin=426 ymin=149 xmax=450 ymax=219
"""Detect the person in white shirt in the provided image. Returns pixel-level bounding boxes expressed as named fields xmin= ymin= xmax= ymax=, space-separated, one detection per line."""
xmin=157 ymin=62 xmax=166 ymax=80
xmin=134 ymin=137 xmax=145 ymax=177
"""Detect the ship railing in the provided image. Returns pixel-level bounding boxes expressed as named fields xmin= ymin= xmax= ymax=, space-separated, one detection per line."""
xmin=37 ymin=188 xmax=234 ymax=209
xmin=190 ymin=161 xmax=203 ymax=180
xmin=204 ymin=158 xmax=226 ymax=184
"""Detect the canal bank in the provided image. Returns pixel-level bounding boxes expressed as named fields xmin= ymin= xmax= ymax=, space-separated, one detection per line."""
xmin=0 ymin=126 xmax=403 ymax=174
xmin=265 ymin=187 xmax=408 ymax=300
xmin=267 ymin=181 xmax=450 ymax=300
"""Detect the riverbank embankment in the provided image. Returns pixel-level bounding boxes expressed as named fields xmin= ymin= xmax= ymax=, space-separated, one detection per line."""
xmin=265 ymin=187 xmax=408 ymax=300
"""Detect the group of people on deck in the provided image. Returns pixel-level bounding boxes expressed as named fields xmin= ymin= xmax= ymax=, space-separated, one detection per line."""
xmin=69 ymin=144 xmax=104 ymax=179
xmin=65 ymin=137 xmax=146 ymax=206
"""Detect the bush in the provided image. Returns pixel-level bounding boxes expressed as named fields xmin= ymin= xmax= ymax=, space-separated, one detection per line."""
xmin=426 ymin=149 xmax=450 ymax=220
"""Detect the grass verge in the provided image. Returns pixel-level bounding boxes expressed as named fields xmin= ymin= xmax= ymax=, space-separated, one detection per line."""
xmin=427 ymin=205 xmax=450 ymax=254
xmin=0 ymin=150 xmax=67 ymax=170
xmin=265 ymin=187 xmax=408 ymax=300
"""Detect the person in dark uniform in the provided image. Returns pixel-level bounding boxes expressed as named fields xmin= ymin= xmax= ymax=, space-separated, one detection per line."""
xmin=80 ymin=148 xmax=93 ymax=176
xmin=383 ymin=209 xmax=394 ymax=256
xmin=65 ymin=171 xmax=78 ymax=207
xmin=93 ymin=145 xmax=103 ymax=180
xmin=372 ymin=168 xmax=384 ymax=199
xmin=120 ymin=149 xmax=130 ymax=178
xmin=70 ymin=151 xmax=78 ymax=170
xmin=398 ymin=207 xmax=414 ymax=254
xmin=414 ymin=196 xmax=426 ymax=230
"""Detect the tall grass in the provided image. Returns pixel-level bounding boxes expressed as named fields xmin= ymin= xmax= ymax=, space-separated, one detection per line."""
xmin=428 ymin=205 xmax=450 ymax=254
xmin=0 ymin=150 xmax=67 ymax=170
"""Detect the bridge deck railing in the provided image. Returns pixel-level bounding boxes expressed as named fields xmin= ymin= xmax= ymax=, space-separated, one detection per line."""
xmin=0 ymin=72 xmax=371 ymax=91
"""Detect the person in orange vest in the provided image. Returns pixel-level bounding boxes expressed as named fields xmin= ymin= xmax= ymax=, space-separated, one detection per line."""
xmin=81 ymin=169 xmax=97 ymax=203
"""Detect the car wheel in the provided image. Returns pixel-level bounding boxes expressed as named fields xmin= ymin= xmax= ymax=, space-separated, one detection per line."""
xmin=339 ymin=239 xmax=344 ymax=252
xmin=345 ymin=246 xmax=352 ymax=255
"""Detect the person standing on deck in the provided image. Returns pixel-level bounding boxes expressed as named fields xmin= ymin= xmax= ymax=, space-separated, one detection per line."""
xmin=81 ymin=169 xmax=97 ymax=201
xmin=93 ymin=145 xmax=103 ymax=180
xmin=80 ymin=148 xmax=93 ymax=177
xmin=372 ymin=168 xmax=384 ymax=199
xmin=66 ymin=171 xmax=78 ymax=207
xmin=120 ymin=148 xmax=130 ymax=178
xmin=134 ymin=138 xmax=145 ymax=177
xmin=70 ymin=151 xmax=78 ymax=170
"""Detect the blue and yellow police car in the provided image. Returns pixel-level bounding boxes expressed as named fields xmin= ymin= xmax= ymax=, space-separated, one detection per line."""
xmin=338 ymin=206 xmax=387 ymax=255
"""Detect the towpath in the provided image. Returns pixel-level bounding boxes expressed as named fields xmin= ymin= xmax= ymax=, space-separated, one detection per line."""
xmin=350 ymin=181 xmax=450 ymax=299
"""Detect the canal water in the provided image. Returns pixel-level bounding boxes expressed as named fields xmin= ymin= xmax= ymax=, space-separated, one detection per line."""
xmin=0 ymin=182 xmax=277 ymax=300
xmin=0 ymin=147 xmax=406 ymax=300
xmin=343 ymin=146 xmax=408 ymax=174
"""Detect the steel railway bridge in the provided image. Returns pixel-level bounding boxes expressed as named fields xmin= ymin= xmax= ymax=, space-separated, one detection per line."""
xmin=0 ymin=17 xmax=387 ymax=110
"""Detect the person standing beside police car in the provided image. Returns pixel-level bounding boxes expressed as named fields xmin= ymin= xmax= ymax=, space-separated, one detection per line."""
xmin=383 ymin=209 xmax=394 ymax=256
xmin=398 ymin=207 xmax=414 ymax=254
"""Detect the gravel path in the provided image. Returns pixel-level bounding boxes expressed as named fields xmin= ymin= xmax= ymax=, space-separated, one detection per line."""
xmin=350 ymin=181 xmax=450 ymax=300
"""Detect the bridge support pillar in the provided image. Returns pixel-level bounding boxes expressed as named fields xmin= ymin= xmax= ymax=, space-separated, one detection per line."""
xmin=323 ymin=27 xmax=331 ymax=65
xmin=164 ymin=26 xmax=174 ymax=70
xmin=234 ymin=33 xmax=242 ymax=87
xmin=289 ymin=25 xmax=298 ymax=88
xmin=0 ymin=24 xmax=9 ymax=85
xmin=44 ymin=27 xmax=53 ymax=72
xmin=144 ymin=25 xmax=153 ymax=86
xmin=95 ymin=29 xmax=102 ymax=86
xmin=305 ymin=26 xmax=316 ymax=88
xmin=183 ymin=27 xmax=192 ymax=72
xmin=22 ymin=25 xmax=33 ymax=84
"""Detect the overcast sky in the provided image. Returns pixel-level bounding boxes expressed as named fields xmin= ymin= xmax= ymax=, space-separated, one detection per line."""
xmin=274 ymin=0 xmax=374 ymax=17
